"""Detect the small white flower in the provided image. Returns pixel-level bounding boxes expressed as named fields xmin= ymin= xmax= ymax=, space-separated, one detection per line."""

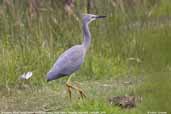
xmin=20 ymin=71 xmax=33 ymax=80
xmin=128 ymin=57 xmax=141 ymax=63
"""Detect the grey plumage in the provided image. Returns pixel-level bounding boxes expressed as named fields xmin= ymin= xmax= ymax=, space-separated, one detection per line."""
xmin=47 ymin=14 xmax=106 ymax=82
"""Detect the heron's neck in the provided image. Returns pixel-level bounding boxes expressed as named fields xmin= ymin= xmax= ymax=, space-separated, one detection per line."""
xmin=82 ymin=21 xmax=91 ymax=49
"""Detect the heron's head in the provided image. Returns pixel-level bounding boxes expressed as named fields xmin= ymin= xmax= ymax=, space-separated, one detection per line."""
xmin=83 ymin=14 xmax=106 ymax=24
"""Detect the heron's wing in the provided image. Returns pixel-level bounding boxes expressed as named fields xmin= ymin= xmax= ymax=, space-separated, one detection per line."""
xmin=48 ymin=45 xmax=85 ymax=78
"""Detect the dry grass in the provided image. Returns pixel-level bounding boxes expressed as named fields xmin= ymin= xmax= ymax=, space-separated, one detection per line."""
xmin=0 ymin=76 xmax=142 ymax=112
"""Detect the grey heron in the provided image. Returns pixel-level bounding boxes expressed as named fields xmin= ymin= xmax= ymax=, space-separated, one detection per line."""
xmin=46 ymin=14 xmax=106 ymax=99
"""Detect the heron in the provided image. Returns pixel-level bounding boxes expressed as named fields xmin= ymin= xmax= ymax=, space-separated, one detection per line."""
xmin=46 ymin=14 xmax=106 ymax=99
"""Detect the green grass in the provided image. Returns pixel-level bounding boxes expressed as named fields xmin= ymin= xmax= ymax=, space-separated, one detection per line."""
xmin=0 ymin=76 xmax=142 ymax=113
xmin=0 ymin=0 xmax=171 ymax=113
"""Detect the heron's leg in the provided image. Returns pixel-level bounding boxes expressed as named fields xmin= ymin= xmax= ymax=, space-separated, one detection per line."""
xmin=66 ymin=76 xmax=86 ymax=99
xmin=66 ymin=76 xmax=73 ymax=100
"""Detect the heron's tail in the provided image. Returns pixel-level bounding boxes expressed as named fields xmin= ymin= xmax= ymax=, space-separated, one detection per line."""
xmin=46 ymin=71 xmax=67 ymax=82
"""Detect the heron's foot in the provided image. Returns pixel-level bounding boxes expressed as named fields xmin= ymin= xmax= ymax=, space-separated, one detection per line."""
xmin=66 ymin=83 xmax=72 ymax=100
xmin=66 ymin=82 xmax=86 ymax=99
xmin=78 ymin=88 xmax=86 ymax=99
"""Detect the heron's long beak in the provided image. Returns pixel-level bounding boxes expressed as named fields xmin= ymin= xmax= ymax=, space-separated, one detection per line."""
xmin=96 ymin=15 xmax=106 ymax=19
